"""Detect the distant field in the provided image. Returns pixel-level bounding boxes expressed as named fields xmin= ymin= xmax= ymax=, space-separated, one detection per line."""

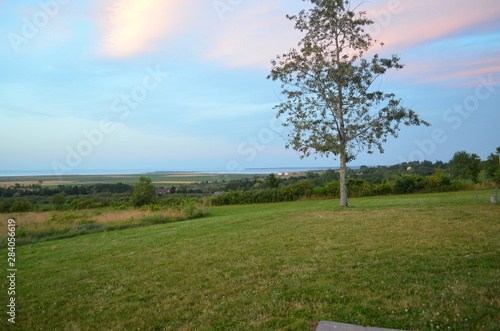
xmin=0 ymin=172 xmax=256 ymax=187
xmin=1 ymin=190 xmax=499 ymax=330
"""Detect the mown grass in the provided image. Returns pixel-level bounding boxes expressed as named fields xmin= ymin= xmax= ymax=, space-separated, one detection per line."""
xmin=1 ymin=190 xmax=499 ymax=330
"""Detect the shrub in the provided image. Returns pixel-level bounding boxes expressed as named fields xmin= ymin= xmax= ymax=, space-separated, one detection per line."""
xmin=390 ymin=175 xmax=425 ymax=194
xmin=426 ymin=169 xmax=452 ymax=192
xmin=372 ymin=182 xmax=393 ymax=196
xmin=311 ymin=186 xmax=328 ymax=196
xmin=0 ymin=201 xmax=13 ymax=213
xmin=279 ymin=186 xmax=301 ymax=201
xmin=347 ymin=178 xmax=372 ymax=197
xmin=294 ymin=179 xmax=313 ymax=196
xmin=324 ymin=181 xmax=340 ymax=197
xmin=9 ymin=200 xmax=32 ymax=213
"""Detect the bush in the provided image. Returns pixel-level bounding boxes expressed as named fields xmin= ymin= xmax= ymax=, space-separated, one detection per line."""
xmin=425 ymin=170 xmax=452 ymax=192
xmin=68 ymin=199 xmax=95 ymax=210
xmin=0 ymin=201 xmax=13 ymax=213
xmin=311 ymin=186 xmax=328 ymax=196
xmin=279 ymin=186 xmax=301 ymax=201
xmin=9 ymin=200 xmax=32 ymax=213
xmin=389 ymin=175 xmax=425 ymax=194
xmin=372 ymin=182 xmax=393 ymax=196
xmin=324 ymin=181 xmax=340 ymax=197
xmin=210 ymin=188 xmax=297 ymax=206
xmin=347 ymin=178 xmax=372 ymax=197
xmin=294 ymin=179 xmax=313 ymax=196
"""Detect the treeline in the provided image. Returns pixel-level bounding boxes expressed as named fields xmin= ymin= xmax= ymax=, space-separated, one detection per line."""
xmin=0 ymin=183 xmax=133 ymax=198
xmin=211 ymin=149 xmax=500 ymax=206
xmin=211 ymin=171 xmax=476 ymax=206
xmin=1 ymin=148 xmax=499 ymax=211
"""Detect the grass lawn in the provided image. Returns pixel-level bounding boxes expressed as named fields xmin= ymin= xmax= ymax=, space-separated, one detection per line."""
xmin=1 ymin=190 xmax=499 ymax=330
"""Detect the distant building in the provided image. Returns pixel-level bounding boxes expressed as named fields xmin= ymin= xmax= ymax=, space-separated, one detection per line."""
xmin=155 ymin=188 xmax=170 ymax=195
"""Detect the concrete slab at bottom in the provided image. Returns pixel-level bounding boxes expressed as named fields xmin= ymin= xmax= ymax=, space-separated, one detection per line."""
xmin=316 ymin=321 xmax=409 ymax=331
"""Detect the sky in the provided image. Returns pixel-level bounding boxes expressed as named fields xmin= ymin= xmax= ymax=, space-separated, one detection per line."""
xmin=0 ymin=0 xmax=499 ymax=175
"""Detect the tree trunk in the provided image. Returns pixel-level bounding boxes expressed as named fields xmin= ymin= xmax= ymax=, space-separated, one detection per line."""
xmin=339 ymin=150 xmax=348 ymax=207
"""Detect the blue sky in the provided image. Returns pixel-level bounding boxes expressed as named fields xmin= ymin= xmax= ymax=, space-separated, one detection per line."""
xmin=0 ymin=0 xmax=499 ymax=174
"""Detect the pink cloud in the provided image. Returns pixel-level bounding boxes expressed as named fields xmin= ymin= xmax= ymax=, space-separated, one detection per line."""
xmin=95 ymin=0 xmax=197 ymax=58
xmin=365 ymin=0 xmax=500 ymax=51
xmin=204 ymin=0 xmax=500 ymax=71
xmin=204 ymin=2 xmax=301 ymax=69
xmin=418 ymin=59 xmax=500 ymax=87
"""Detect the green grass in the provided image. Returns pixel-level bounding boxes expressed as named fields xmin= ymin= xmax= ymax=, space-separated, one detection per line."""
xmin=1 ymin=190 xmax=499 ymax=330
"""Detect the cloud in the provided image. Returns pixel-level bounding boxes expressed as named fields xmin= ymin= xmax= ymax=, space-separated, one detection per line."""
xmin=95 ymin=0 xmax=197 ymax=58
xmin=204 ymin=0 xmax=500 ymax=72
xmin=365 ymin=0 xmax=500 ymax=51
xmin=204 ymin=2 xmax=301 ymax=69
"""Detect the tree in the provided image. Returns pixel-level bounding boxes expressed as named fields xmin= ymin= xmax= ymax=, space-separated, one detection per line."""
xmin=483 ymin=146 xmax=500 ymax=179
xmin=265 ymin=173 xmax=281 ymax=189
xmin=130 ymin=176 xmax=155 ymax=207
xmin=51 ymin=193 xmax=66 ymax=210
xmin=449 ymin=151 xmax=473 ymax=180
xmin=10 ymin=200 xmax=32 ymax=213
xmin=466 ymin=154 xmax=482 ymax=184
xmin=268 ymin=0 xmax=429 ymax=207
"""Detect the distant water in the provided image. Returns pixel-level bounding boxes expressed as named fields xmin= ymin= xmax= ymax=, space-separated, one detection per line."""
xmin=241 ymin=167 xmax=339 ymax=174
xmin=0 ymin=167 xmax=345 ymax=177
xmin=0 ymin=169 xmax=154 ymax=177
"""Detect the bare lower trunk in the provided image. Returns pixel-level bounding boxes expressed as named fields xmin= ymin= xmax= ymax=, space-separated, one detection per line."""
xmin=339 ymin=151 xmax=348 ymax=207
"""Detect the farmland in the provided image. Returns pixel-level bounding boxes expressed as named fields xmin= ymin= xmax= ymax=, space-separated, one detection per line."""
xmin=0 ymin=172 xmax=251 ymax=187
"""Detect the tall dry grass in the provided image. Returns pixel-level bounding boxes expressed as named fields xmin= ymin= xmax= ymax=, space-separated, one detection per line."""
xmin=0 ymin=206 xmax=204 ymax=246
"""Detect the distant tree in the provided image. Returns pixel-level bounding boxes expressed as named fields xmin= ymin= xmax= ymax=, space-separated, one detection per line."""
xmin=51 ymin=193 xmax=66 ymax=210
xmin=494 ymin=169 xmax=500 ymax=186
xmin=130 ymin=176 xmax=155 ymax=207
xmin=268 ymin=0 xmax=429 ymax=207
xmin=319 ymin=169 xmax=339 ymax=185
xmin=265 ymin=174 xmax=281 ymax=190
xmin=10 ymin=200 xmax=32 ymax=213
xmin=433 ymin=160 xmax=447 ymax=170
xmin=427 ymin=168 xmax=451 ymax=191
xmin=466 ymin=154 xmax=482 ymax=184
xmin=483 ymin=146 xmax=500 ymax=179
xmin=449 ymin=151 xmax=473 ymax=179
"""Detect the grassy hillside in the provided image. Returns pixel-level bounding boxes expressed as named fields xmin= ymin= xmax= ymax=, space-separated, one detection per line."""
xmin=2 ymin=190 xmax=499 ymax=330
